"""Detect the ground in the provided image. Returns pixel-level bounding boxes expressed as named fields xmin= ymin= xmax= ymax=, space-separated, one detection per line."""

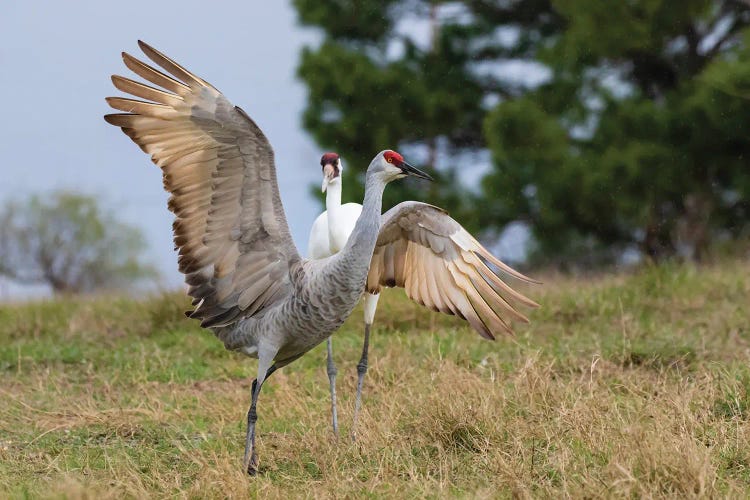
xmin=1 ymin=260 xmax=749 ymax=498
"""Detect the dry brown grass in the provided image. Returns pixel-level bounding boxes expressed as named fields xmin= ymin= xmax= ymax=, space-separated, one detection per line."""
xmin=1 ymin=259 xmax=749 ymax=498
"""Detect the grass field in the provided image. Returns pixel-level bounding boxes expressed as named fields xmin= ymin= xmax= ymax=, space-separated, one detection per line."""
xmin=1 ymin=259 xmax=749 ymax=498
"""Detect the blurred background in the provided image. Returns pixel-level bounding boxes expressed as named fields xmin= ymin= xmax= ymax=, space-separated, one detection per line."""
xmin=1 ymin=0 xmax=749 ymax=300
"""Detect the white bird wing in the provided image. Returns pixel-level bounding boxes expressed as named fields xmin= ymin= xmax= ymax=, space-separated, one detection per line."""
xmin=366 ymin=202 xmax=539 ymax=339
xmin=105 ymin=41 xmax=300 ymax=328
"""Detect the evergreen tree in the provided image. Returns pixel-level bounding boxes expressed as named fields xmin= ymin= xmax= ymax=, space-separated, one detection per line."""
xmin=295 ymin=0 xmax=750 ymax=264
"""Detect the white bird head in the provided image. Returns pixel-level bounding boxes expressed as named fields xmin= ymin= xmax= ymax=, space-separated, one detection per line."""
xmin=320 ymin=152 xmax=343 ymax=192
xmin=368 ymin=150 xmax=433 ymax=183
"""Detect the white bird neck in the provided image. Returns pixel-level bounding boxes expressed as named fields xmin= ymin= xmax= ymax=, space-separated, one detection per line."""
xmin=325 ymin=179 xmax=344 ymax=246
xmin=325 ymin=179 xmax=343 ymax=212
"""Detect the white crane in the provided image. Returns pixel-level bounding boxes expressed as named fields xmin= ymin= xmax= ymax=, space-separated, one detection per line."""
xmin=105 ymin=41 xmax=537 ymax=475
xmin=308 ymin=152 xmax=540 ymax=440
xmin=307 ymin=153 xmax=379 ymax=438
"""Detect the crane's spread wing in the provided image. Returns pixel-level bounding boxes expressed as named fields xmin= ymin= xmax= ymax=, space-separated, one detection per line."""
xmin=367 ymin=202 xmax=539 ymax=339
xmin=104 ymin=41 xmax=301 ymax=328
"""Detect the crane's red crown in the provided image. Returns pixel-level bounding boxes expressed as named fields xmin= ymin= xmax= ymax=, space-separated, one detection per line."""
xmin=383 ymin=150 xmax=404 ymax=165
xmin=320 ymin=152 xmax=339 ymax=167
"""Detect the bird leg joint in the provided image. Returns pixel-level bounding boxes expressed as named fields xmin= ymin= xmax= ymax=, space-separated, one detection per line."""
xmin=247 ymin=407 xmax=258 ymax=424
xmin=357 ymin=358 xmax=368 ymax=376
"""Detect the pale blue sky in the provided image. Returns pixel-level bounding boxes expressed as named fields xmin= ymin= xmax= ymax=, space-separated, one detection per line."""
xmin=0 ymin=0 xmax=323 ymax=289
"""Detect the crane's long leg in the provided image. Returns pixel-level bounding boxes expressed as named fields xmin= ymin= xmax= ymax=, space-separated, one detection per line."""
xmin=326 ymin=337 xmax=339 ymax=437
xmin=244 ymin=348 xmax=278 ymax=476
xmin=351 ymin=292 xmax=379 ymax=441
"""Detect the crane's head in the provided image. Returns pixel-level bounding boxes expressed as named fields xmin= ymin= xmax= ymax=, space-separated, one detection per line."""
xmin=320 ymin=152 xmax=342 ymax=192
xmin=369 ymin=150 xmax=433 ymax=183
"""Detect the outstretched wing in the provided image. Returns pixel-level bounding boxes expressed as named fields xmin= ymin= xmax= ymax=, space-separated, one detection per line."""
xmin=104 ymin=41 xmax=301 ymax=328
xmin=367 ymin=202 xmax=539 ymax=339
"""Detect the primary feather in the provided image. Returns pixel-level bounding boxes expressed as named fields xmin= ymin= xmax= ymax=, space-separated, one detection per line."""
xmin=105 ymin=41 xmax=299 ymax=330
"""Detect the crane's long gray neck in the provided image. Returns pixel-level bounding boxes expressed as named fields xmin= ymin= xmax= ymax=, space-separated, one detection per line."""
xmin=331 ymin=173 xmax=385 ymax=274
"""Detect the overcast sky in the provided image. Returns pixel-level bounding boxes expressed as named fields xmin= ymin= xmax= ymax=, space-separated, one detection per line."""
xmin=0 ymin=0 xmax=323 ymax=291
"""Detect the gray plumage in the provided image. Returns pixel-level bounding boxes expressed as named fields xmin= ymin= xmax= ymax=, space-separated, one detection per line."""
xmin=104 ymin=41 xmax=432 ymax=474
xmin=221 ymin=172 xmax=386 ymax=365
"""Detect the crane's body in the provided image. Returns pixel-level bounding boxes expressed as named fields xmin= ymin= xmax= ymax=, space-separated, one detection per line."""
xmin=308 ymin=169 xmax=361 ymax=258
xmin=218 ymin=254 xmax=358 ymax=361
xmin=308 ymin=206 xmax=359 ymax=257
xmin=223 ymin=174 xmax=377 ymax=364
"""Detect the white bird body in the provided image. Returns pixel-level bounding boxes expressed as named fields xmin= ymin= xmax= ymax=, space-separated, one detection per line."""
xmin=326 ymin=202 xmax=362 ymax=253
xmin=308 ymin=181 xmax=362 ymax=258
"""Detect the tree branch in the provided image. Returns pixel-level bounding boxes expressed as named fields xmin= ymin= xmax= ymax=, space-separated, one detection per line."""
xmin=703 ymin=16 xmax=745 ymax=61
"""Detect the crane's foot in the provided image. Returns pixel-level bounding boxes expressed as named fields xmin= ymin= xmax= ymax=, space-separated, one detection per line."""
xmin=242 ymin=356 xmax=277 ymax=477
xmin=245 ymin=453 xmax=259 ymax=476
xmin=244 ymin=392 xmax=260 ymax=476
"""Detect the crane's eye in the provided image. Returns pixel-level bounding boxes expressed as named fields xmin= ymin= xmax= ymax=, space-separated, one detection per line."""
xmin=386 ymin=157 xmax=393 ymax=163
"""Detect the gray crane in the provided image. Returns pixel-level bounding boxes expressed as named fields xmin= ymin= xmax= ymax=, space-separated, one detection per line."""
xmin=104 ymin=41 xmax=536 ymax=475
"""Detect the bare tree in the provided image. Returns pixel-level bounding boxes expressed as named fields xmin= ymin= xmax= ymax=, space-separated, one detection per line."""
xmin=0 ymin=192 xmax=157 ymax=294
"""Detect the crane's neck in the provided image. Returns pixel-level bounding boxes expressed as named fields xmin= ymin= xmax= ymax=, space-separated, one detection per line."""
xmin=325 ymin=179 xmax=344 ymax=245
xmin=325 ymin=179 xmax=342 ymax=211
xmin=332 ymin=173 xmax=384 ymax=276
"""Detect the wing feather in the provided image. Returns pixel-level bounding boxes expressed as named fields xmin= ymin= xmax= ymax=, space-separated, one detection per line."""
xmin=105 ymin=97 xmax=180 ymax=119
xmin=111 ymin=75 xmax=184 ymax=107
xmin=105 ymin=41 xmax=300 ymax=328
xmin=137 ymin=40 xmax=212 ymax=89
xmin=122 ymin=51 xmax=191 ymax=95
xmin=368 ymin=202 xmax=538 ymax=338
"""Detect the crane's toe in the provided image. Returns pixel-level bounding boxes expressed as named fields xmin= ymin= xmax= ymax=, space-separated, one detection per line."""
xmin=246 ymin=457 xmax=259 ymax=476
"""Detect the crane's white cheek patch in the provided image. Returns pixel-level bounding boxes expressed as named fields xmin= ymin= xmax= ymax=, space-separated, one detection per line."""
xmin=384 ymin=165 xmax=404 ymax=180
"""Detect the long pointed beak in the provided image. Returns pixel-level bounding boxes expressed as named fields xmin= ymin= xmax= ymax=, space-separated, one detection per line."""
xmin=400 ymin=161 xmax=433 ymax=181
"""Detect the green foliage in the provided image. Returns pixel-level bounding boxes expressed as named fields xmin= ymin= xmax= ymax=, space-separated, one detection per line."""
xmin=295 ymin=0 xmax=558 ymax=225
xmin=481 ymin=0 xmax=750 ymax=263
xmin=294 ymin=0 xmax=400 ymax=41
xmin=295 ymin=0 xmax=750 ymax=265
xmin=0 ymin=191 xmax=156 ymax=293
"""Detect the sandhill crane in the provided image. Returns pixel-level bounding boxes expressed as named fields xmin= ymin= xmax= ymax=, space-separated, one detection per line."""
xmin=104 ymin=41 xmax=433 ymax=474
xmin=308 ymin=153 xmax=540 ymax=440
